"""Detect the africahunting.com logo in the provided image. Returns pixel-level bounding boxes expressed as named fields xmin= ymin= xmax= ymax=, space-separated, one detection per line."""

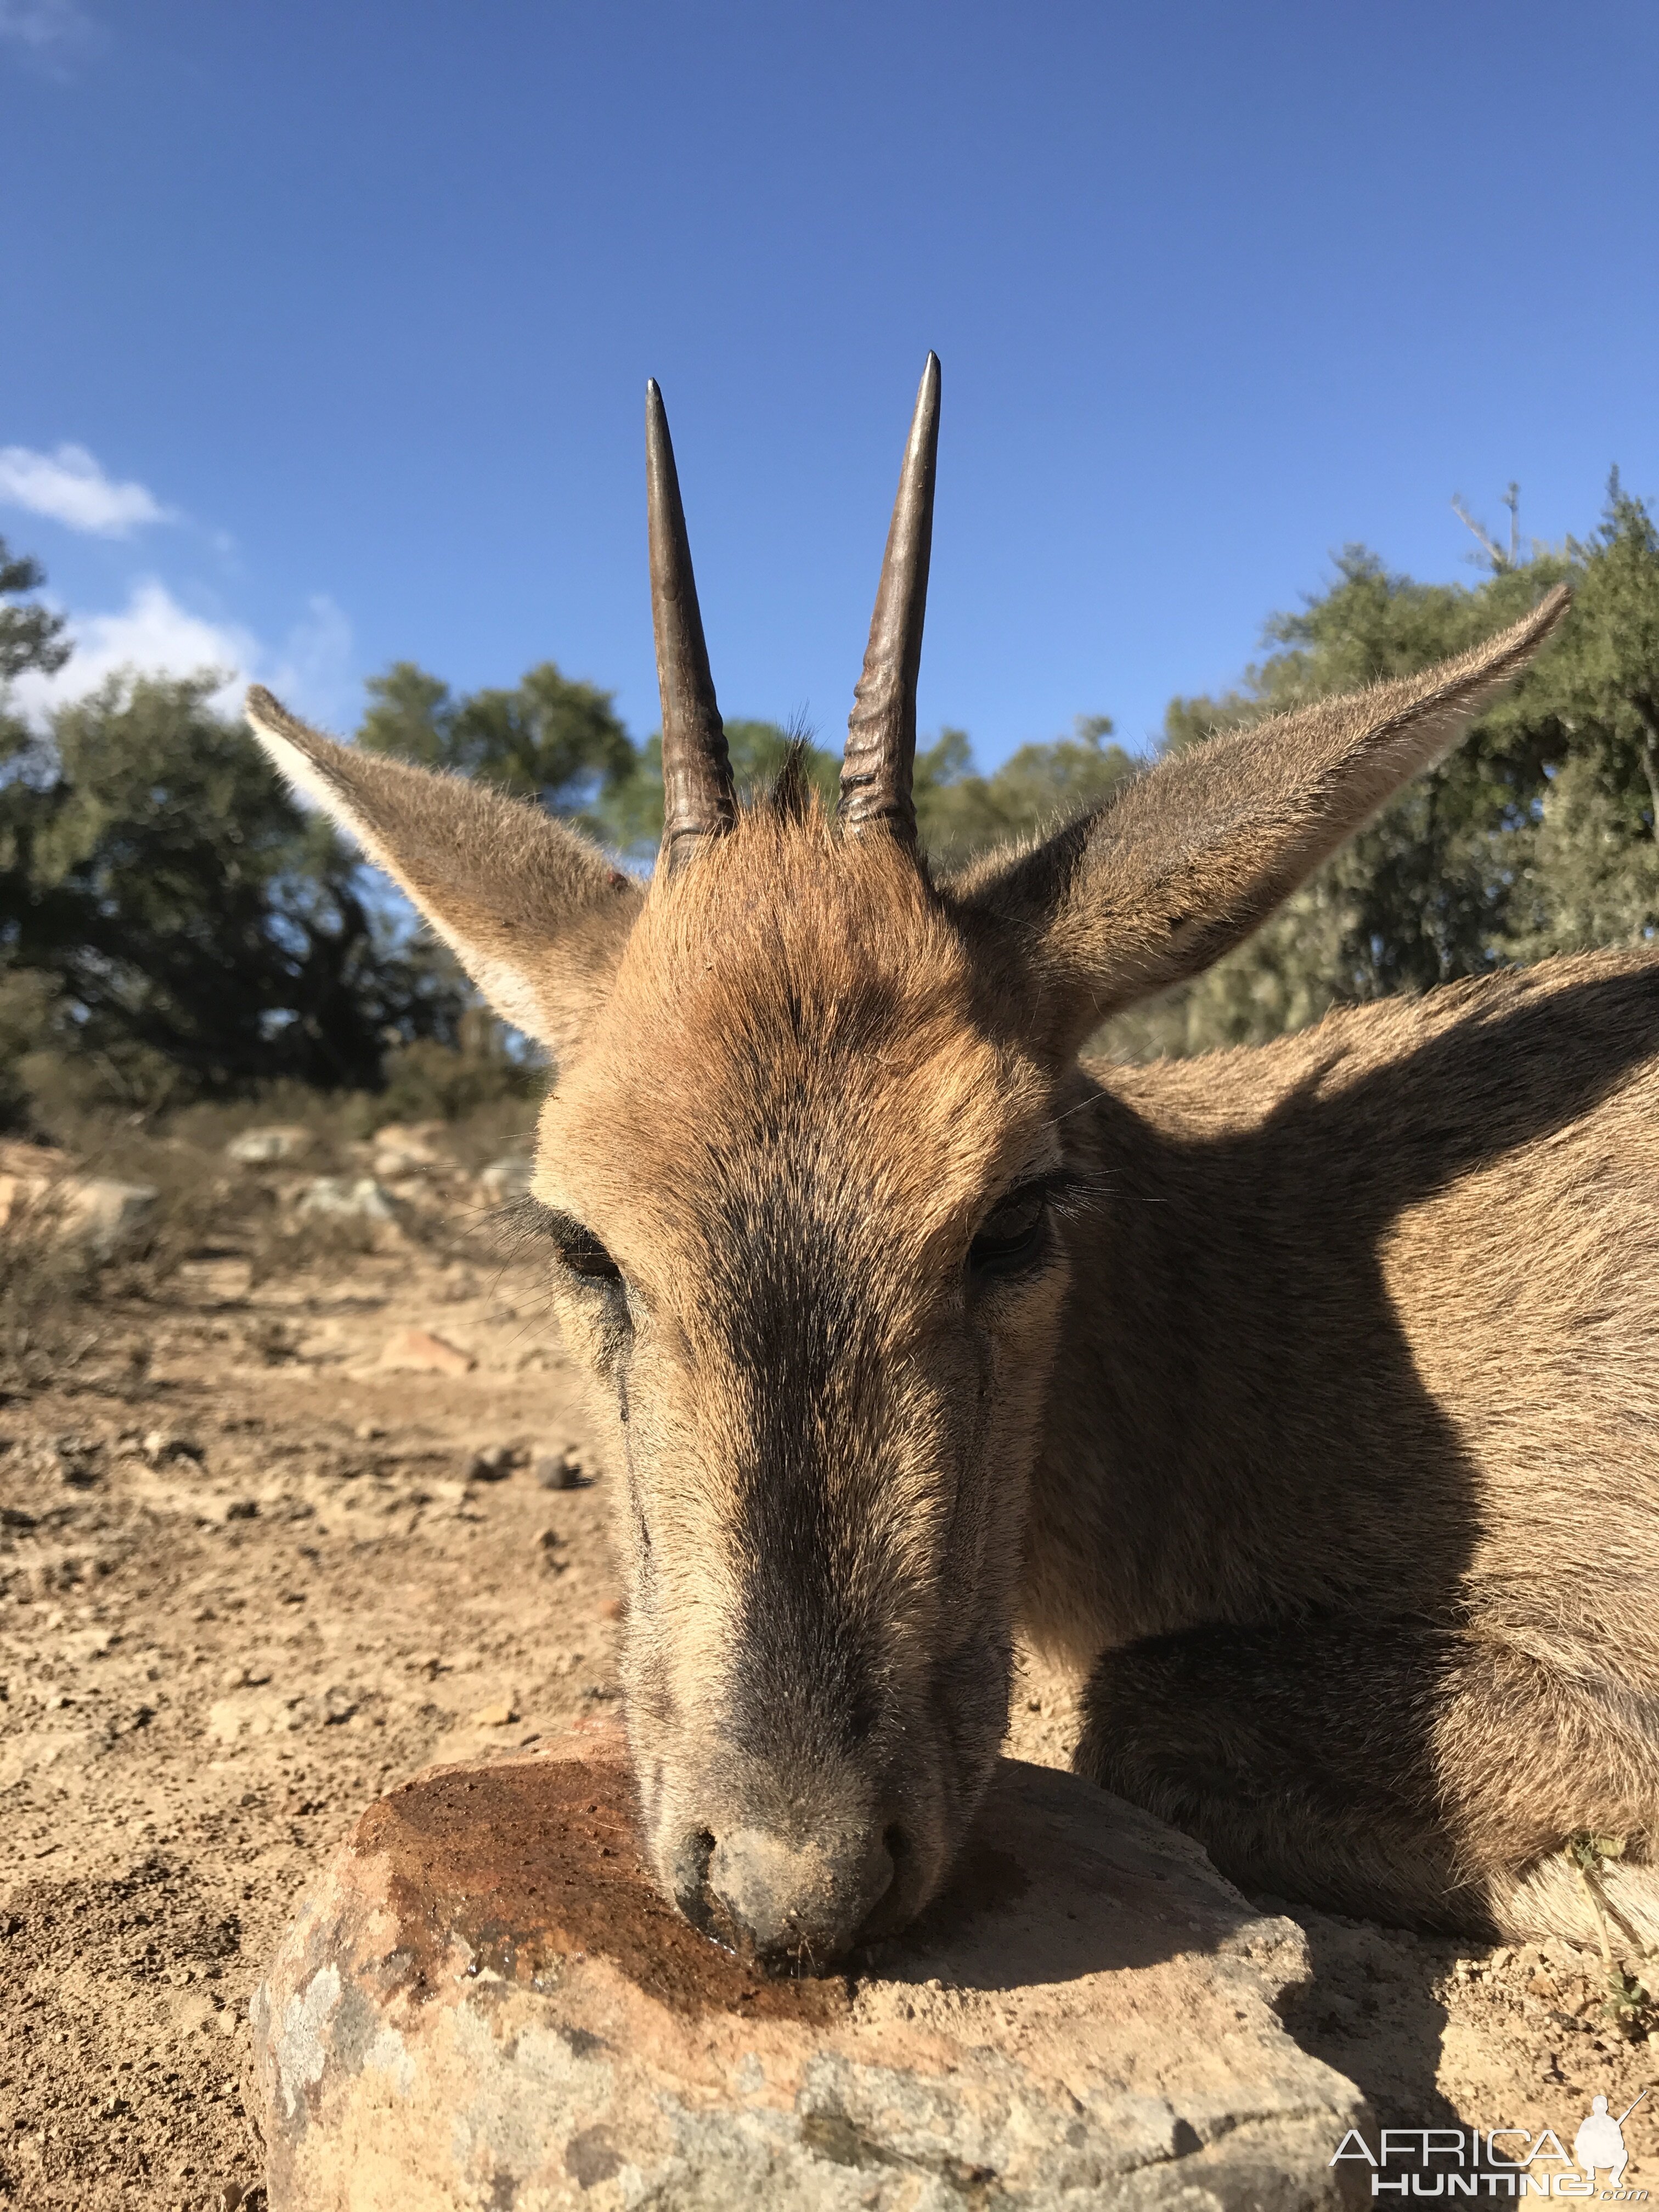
xmin=1332 ymin=2092 xmax=1650 ymax=2197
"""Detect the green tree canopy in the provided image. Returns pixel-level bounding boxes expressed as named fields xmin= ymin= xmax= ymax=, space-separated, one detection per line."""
xmin=1 ymin=672 xmax=466 ymax=1110
xmin=916 ymin=715 xmax=1137 ymax=868
xmin=359 ymin=658 xmax=637 ymax=828
xmin=0 ymin=537 xmax=70 ymax=686
xmin=1103 ymin=479 xmax=1659 ymax=1062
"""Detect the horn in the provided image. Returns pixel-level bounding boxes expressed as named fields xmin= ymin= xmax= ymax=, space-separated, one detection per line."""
xmin=647 ymin=379 xmax=736 ymax=869
xmin=839 ymin=352 xmax=941 ymax=844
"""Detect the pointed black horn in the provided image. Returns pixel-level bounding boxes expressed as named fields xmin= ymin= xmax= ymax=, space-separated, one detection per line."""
xmin=647 ymin=380 xmax=736 ymax=870
xmin=839 ymin=353 xmax=941 ymax=844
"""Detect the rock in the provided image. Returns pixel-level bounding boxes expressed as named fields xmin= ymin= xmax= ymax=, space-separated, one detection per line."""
xmin=252 ymin=1731 xmax=1365 ymax=2211
xmin=535 ymin=1447 xmax=586 ymax=1490
xmin=469 ymin=1700 xmax=517 ymax=1728
xmin=227 ymin=1125 xmax=315 ymax=1165
xmin=69 ymin=1176 xmax=160 ymax=1257
xmin=376 ymin=1329 xmax=476 ymax=1378
xmin=477 ymin=1155 xmax=533 ymax=1203
xmin=142 ymin=1429 xmax=204 ymax=1466
xmin=370 ymin=1123 xmax=448 ymax=1177
xmin=465 ymin=1444 xmax=516 ymax=1482
xmin=0 ymin=1161 xmax=158 ymax=1258
xmin=296 ymin=1177 xmax=397 ymax=1223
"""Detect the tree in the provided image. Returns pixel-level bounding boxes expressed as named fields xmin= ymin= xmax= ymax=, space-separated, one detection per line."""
xmin=917 ymin=715 xmax=1138 ymax=867
xmin=0 ymin=537 xmax=70 ymax=686
xmin=1102 ymin=480 xmax=1659 ymax=1062
xmin=359 ymin=657 xmax=637 ymax=827
xmin=1 ymin=673 xmax=467 ymax=1110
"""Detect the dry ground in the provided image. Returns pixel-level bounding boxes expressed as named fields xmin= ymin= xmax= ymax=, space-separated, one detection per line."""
xmin=0 ymin=1121 xmax=1653 ymax=2207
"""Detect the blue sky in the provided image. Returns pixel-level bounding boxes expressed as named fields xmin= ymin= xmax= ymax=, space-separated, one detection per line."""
xmin=3 ymin=0 xmax=1656 ymax=766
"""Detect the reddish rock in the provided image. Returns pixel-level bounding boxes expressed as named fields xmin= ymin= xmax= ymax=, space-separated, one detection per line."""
xmin=252 ymin=1730 xmax=1365 ymax=2210
xmin=375 ymin=1328 xmax=476 ymax=1377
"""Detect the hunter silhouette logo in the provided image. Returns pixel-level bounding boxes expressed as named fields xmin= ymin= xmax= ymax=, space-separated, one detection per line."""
xmin=1576 ymin=2097 xmax=1647 ymax=2193
xmin=1331 ymin=2091 xmax=1652 ymax=2196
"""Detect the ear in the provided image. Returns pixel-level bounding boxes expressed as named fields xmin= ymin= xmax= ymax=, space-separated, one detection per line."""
xmin=957 ymin=585 xmax=1571 ymax=1048
xmin=244 ymin=686 xmax=642 ymax=1063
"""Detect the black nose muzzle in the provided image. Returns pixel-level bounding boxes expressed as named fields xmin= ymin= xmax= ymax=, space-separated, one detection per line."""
xmin=672 ymin=1819 xmax=913 ymax=1972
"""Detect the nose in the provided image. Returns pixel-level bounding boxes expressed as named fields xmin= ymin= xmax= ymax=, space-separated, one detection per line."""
xmin=673 ymin=1821 xmax=904 ymax=1970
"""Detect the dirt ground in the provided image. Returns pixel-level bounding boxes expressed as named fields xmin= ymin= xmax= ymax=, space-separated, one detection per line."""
xmin=1 ymin=1124 xmax=1654 ymax=2207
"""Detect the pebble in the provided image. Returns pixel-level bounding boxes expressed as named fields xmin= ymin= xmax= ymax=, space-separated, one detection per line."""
xmin=376 ymin=1328 xmax=476 ymax=1376
xmin=295 ymin=1176 xmax=396 ymax=1223
xmin=535 ymin=1447 xmax=586 ymax=1489
xmin=142 ymin=1429 xmax=204 ymax=1466
xmin=471 ymin=1700 xmax=517 ymax=1727
xmin=226 ymin=1125 xmax=314 ymax=1165
xmin=466 ymin=1444 xmax=516 ymax=1481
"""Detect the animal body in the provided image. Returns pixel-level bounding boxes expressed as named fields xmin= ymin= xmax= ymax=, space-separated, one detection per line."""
xmin=246 ymin=356 xmax=1659 ymax=1971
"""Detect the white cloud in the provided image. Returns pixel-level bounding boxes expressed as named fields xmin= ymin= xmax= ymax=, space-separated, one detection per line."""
xmin=10 ymin=580 xmax=258 ymax=725
xmin=7 ymin=579 xmax=355 ymax=734
xmin=0 ymin=0 xmax=91 ymax=54
xmin=0 ymin=444 xmax=169 ymax=537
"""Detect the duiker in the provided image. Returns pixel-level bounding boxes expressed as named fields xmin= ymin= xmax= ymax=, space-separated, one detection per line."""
xmin=247 ymin=358 xmax=1659 ymax=1966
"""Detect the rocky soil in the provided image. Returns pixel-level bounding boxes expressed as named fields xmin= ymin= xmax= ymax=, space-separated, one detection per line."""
xmin=1 ymin=1122 xmax=1653 ymax=2207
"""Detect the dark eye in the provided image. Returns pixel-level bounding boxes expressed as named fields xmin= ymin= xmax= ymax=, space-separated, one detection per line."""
xmin=561 ymin=1227 xmax=623 ymax=1285
xmin=969 ymin=1185 xmax=1049 ymax=1278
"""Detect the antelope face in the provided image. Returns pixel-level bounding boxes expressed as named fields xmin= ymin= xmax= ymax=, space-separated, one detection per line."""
xmin=245 ymin=351 xmax=1569 ymax=1970
xmin=530 ymin=812 xmax=1069 ymax=1968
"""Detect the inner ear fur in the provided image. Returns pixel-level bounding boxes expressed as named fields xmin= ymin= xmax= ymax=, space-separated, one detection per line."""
xmin=957 ymin=585 xmax=1571 ymax=1052
xmin=244 ymin=686 xmax=642 ymax=1062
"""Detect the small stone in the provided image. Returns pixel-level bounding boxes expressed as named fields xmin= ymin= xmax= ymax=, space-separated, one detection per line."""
xmin=471 ymin=1700 xmax=517 ymax=1728
xmin=226 ymin=1125 xmax=314 ymax=1165
xmin=353 ymin=1421 xmax=386 ymax=1442
xmin=376 ymin=1328 xmax=476 ymax=1376
xmin=535 ymin=1447 xmax=586 ymax=1490
xmin=466 ymin=1444 xmax=515 ymax=1482
xmin=142 ymin=1429 xmax=204 ymax=1467
xmin=596 ymin=1596 xmax=626 ymax=1621
xmin=252 ymin=1735 xmax=1365 ymax=2210
xmin=295 ymin=1176 xmax=396 ymax=1223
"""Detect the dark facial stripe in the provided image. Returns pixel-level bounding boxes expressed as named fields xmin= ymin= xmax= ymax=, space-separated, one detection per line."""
xmin=708 ymin=1169 xmax=890 ymax=1777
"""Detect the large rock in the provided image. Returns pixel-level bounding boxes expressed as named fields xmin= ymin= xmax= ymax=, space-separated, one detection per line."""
xmin=252 ymin=1731 xmax=1365 ymax=2210
xmin=0 ymin=1148 xmax=157 ymax=1257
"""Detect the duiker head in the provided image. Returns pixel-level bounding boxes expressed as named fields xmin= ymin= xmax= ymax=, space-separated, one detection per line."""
xmin=246 ymin=360 xmax=1567 ymax=1968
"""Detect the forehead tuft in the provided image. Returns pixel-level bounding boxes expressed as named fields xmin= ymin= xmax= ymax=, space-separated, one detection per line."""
xmin=539 ymin=806 xmax=1043 ymax=1241
xmin=615 ymin=804 xmax=970 ymax=1057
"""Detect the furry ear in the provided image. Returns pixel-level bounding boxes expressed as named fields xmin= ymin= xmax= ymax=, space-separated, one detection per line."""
xmin=244 ymin=687 xmax=642 ymax=1063
xmin=958 ymin=586 xmax=1571 ymax=1051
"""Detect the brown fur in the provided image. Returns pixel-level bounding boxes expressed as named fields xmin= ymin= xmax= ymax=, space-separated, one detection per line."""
xmin=244 ymin=580 xmax=1659 ymax=1957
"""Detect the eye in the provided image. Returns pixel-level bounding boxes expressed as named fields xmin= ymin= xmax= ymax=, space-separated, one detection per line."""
xmin=560 ymin=1226 xmax=624 ymax=1285
xmin=968 ymin=1184 xmax=1050 ymax=1278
